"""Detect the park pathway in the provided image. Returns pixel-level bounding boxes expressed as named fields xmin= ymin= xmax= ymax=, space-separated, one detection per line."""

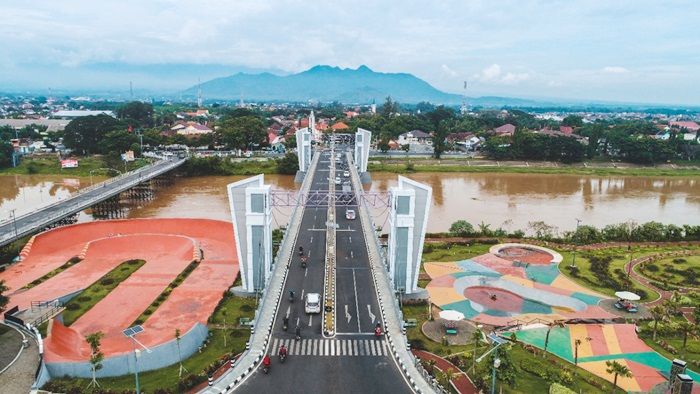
xmin=0 ymin=325 xmax=40 ymax=394
xmin=412 ymin=349 xmax=478 ymax=394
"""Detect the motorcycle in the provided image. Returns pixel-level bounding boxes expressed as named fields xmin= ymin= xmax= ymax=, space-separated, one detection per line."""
xmin=279 ymin=353 xmax=287 ymax=363
xmin=283 ymin=317 xmax=289 ymax=331
xmin=374 ymin=324 xmax=383 ymax=338
xmin=262 ymin=364 xmax=270 ymax=374
xmin=295 ymin=326 xmax=301 ymax=341
xmin=301 ymin=256 xmax=307 ymax=269
xmin=289 ymin=291 xmax=295 ymax=303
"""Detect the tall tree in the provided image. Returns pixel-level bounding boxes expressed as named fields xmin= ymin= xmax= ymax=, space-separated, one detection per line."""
xmin=219 ymin=116 xmax=266 ymax=150
xmin=85 ymin=331 xmax=105 ymax=388
xmin=63 ymin=115 xmax=122 ymax=155
xmin=0 ymin=142 xmax=14 ymax=168
xmin=99 ymin=130 xmax=139 ymax=155
xmin=471 ymin=328 xmax=483 ymax=372
xmin=380 ymin=96 xmax=399 ymax=117
xmin=677 ymin=321 xmax=696 ymax=353
xmin=175 ymin=328 xmax=188 ymax=378
xmin=116 ymin=101 xmax=154 ymax=127
xmin=543 ymin=320 xmax=565 ymax=357
xmin=432 ymin=123 xmax=450 ymax=159
xmin=649 ymin=305 xmax=666 ymax=341
xmin=605 ymin=360 xmax=632 ymax=393
xmin=0 ymin=280 xmax=9 ymax=312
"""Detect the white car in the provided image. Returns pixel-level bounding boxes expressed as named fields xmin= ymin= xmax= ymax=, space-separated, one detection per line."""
xmin=345 ymin=209 xmax=356 ymax=220
xmin=305 ymin=293 xmax=321 ymax=314
xmin=335 ymin=177 xmax=342 ymax=185
xmin=343 ymin=171 xmax=350 ymax=177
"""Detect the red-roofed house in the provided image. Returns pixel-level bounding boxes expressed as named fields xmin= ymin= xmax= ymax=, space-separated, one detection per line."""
xmin=491 ymin=124 xmax=516 ymax=136
xmin=559 ymin=126 xmax=574 ymax=135
xmin=331 ymin=122 xmax=349 ymax=131
xmin=299 ymin=118 xmax=310 ymax=128
xmin=669 ymin=121 xmax=700 ymax=131
xmin=171 ymin=121 xmax=212 ymax=136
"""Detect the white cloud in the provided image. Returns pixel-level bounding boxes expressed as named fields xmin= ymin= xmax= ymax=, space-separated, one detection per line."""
xmin=602 ymin=66 xmax=629 ymax=74
xmin=440 ymin=64 xmax=458 ymax=77
xmin=473 ymin=64 xmax=530 ymax=85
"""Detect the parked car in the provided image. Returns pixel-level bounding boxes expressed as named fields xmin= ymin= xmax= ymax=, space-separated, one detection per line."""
xmin=305 ymin=293 xmax=321 ymax=314
xmin=335 ymin=177 xmax=342 ymax=185
xmin=343 ymin=170 xmax=350 ymax=177
xmin=345 ymin=209 xmax=356 ymax=220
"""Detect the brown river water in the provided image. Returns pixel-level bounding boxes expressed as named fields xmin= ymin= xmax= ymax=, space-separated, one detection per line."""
xmin=1 ymin=172 xmax=698 ymax=234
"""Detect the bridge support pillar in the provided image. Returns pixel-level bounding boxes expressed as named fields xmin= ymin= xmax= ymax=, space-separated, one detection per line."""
xmin=227 ymin=175 xmax=273 ymax=294
xmin=387 ymin=176 xmax=432 ymax=296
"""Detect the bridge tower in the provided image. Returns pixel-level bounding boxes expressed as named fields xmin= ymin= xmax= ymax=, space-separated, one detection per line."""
xmin=227 ymin=175 xmax=273 ymax=295
xmin=387 ymin=176 xmax=432 ymax=298
xmin=294 ymin=127 xmax=313 ymax=182
xmin=354 ymin=128 xmax=372 ymax=183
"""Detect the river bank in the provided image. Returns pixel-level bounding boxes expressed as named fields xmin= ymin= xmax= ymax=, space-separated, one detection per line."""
xmin=0 ymin=156 xmax=149 ymax=177
xmin=368 ymin=157 xmax=700 ymax=177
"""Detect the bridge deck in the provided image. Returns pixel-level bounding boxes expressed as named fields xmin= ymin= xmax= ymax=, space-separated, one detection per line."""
xmin=0 ymin=158 xmax=185 ymax=248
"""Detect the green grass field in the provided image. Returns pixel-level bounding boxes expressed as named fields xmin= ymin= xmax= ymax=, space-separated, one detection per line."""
xmin=61 ymin=259 xmax=146 ymax=326
xmin=555 ymin=247 xmax=699 ymax=301
xmin=0 ymin=156 xmax=149 ymax=176
xmin=369 ymin=160 xmax=700 ymax=177
xmin=422 ymin=242 xmax=493 ymax=263
xmin=637 ymin=255 xmax=700 ymax=288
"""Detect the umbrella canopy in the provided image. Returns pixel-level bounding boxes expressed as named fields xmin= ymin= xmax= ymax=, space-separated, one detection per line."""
xmin=615 ymin=291 xmax=640 ymax=301
xmin=439 ymin=310 xmax=465 ymax=321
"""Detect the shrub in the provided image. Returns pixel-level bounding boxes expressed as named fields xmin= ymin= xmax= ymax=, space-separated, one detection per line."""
xmin=68 ymin=256 xmax=82 ymax=264
xmin=65 ymin=303 xmax=80 ymax=311
xmin=144 ymin=309 xmax=153 ymax=315
xmin=100 ymin=278 xmax=115 ymax=286
xmin=77 ymin=296 xmax=91 ymax=302
xmin=646 ymin=264 xmax=660 ymax=272
xmin=239 ymin=304 xmax=253 ymax=312
xmin=672 ymin=258 xmax=687 ymax=264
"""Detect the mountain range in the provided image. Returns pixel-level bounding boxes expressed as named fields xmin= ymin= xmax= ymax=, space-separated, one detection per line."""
xmin=184 ymin=65 xmax=472 ymax=104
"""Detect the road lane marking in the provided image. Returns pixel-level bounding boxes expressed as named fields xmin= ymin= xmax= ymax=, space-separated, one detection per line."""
xmin=286 ymin=306 xmax=291 ymax=318
xmin=308 ymin=314 xmax=313 ymax=327
xmin=352 ymin=270 xmax=361 ymax=332
xmin=310 ymin=236 xmax=313 ymax=243
xmin=364 ymin=340 xmax=370 ymax=356
xmin=301 ymin=289 xmax=305 ymax=299
xmin=345 ymin=305 xmax=352 ymax=323
xmin=349 ymin=235 xmax=352 ymax=243
xmin=367 ymin=304 xmax=376 ymax=324
xmin=350 ymin=250 xmax=354 ymax=259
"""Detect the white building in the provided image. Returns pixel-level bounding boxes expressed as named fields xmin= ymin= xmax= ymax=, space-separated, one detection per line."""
xmin=397 ymin=130 xmax=431 ymax=146
xmin=52 ymin=110 xmax=115 ymax=119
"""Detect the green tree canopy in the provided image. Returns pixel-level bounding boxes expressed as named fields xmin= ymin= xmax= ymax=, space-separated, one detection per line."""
xmin=117 ymin=101 xmax=154 ymax=127
xmin=63 ymin=115 xmax=123 ymax=155
xmin=220 ymin=116 xmax=267 ymax=150
xmin=99 ymin=130 xmax=139 ymax=155
xmin=0 ymin=141 xmax=14 ymax=168
xmin=276 ymin=152 xmax=299 ymax=175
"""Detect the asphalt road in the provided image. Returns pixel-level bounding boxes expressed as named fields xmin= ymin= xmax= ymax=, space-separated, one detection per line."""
xmin=236 ymin=147 xmax=411 ymax=394
xmin=0 ymin=158 xmax=185 ymax=247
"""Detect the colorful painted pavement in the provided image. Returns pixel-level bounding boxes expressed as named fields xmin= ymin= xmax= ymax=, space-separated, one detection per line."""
xmin=514 ymin=324 xmax=700 ymax=392
xmin=425 ymin=244 xmax=616 ymax=326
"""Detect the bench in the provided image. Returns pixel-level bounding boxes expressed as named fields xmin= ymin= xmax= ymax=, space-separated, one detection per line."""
xmin=239 ymin=318 xmax=253 ymax=327
xmin=445 ymin=328 xmax=458 ymax=335
xmin=404 ymin=318 xmax=417 ymax=328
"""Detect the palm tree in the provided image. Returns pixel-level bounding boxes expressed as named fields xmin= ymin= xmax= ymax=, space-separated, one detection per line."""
xmin=0 ymin=280 xmax=9 ymax=313
xmin=677 ymin=321 xmax=696 ymax=353
xmin=424 ymin=359 xmax=437 ymax=376
xmin=605 ymin=360 xmax=633 ymax=393
xmin=175 ymin=328 xmax=188 ymax=378
xmin=85 ymin=331 xmax=104 ymax=389
xmin=649 ymin=305 xmax=667 ymax=341
xmin=543 ymin=320 xmax=565 ymax=357
xmin=471 ymin=328 xmax=483 ymax=372
xmin=442 ymin=368 xmax=456 ymax=389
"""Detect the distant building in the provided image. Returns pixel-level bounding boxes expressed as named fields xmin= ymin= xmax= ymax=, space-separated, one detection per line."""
xmin=331 ymin=121 xmax=349 ymax=131
xmin=491 ymin=123 xmax=516 ymax=136
xmin=397 ymin=130 xmax=431 ymax=145
xmin=171 ymin=121 xmax=212 ymax=136
xmin=52 ymin=110 xmax=115 ymax=119
xmin=559 ymin=126 xmax=574 ymax=135
xmin=0 ymin=118 xmax=70 ymax=133
xmin=669 ymin=121 xmax=700 ymax=132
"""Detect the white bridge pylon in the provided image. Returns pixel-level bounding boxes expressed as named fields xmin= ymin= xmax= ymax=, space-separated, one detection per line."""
xmin=227 ymin=175 xmax=273 ymax=294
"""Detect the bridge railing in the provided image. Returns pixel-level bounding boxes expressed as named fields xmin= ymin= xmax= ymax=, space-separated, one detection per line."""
xmin=346 ymin=152 xmax=436 ymax=394
xmin=0 ymin=158 xmax=179 ymax=226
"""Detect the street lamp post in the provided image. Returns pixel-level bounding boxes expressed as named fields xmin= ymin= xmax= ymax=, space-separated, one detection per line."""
xmin=134 ymin=349 xmax=141 ymax=394
xmin=570 ymin=218 xmax=582 ymax=268
xmin=9 ymin=209 xmax=18 ymax=237
xmin=491 ymin=358 xmax=501 ymax=394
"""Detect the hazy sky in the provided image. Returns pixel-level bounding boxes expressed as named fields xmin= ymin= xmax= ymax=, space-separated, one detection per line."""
xmin=1 ymin=0 xmax=699 ymax=105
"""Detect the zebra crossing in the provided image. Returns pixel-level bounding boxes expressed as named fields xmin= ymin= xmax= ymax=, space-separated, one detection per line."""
xmin=270 ymin=337 xmax=388 ymax=357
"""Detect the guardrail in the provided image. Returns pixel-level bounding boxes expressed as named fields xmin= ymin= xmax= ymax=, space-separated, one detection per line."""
xmin=202 ymin=152 xmax=321 ymax=393
xmin=347 ymin=152 xmax=436 ymax=394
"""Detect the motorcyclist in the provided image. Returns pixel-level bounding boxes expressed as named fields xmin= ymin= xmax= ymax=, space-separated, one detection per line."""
xmin=262 ymin=354 xmax=271 ymax=373
xmin=282 ymin=316 xmax=289 ymax=331
xmin=289 ymin=290 xmax=295 ymax=302
xmin=279 ymin=344 xmax=287 ymax=357
xmin=374 ymin=323 xmax=383 ymax=337
xmin=295 ymin=325 xmax=301 ymax=340
xmin=298 ymin=246 xmax=304 ymax=256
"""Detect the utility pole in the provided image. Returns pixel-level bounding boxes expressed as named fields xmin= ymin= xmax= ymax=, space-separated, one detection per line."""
xmin=10 ymin=208 xmax=18 ymax=237
xmin=570 ymin=218 xmax=582 ymax=268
